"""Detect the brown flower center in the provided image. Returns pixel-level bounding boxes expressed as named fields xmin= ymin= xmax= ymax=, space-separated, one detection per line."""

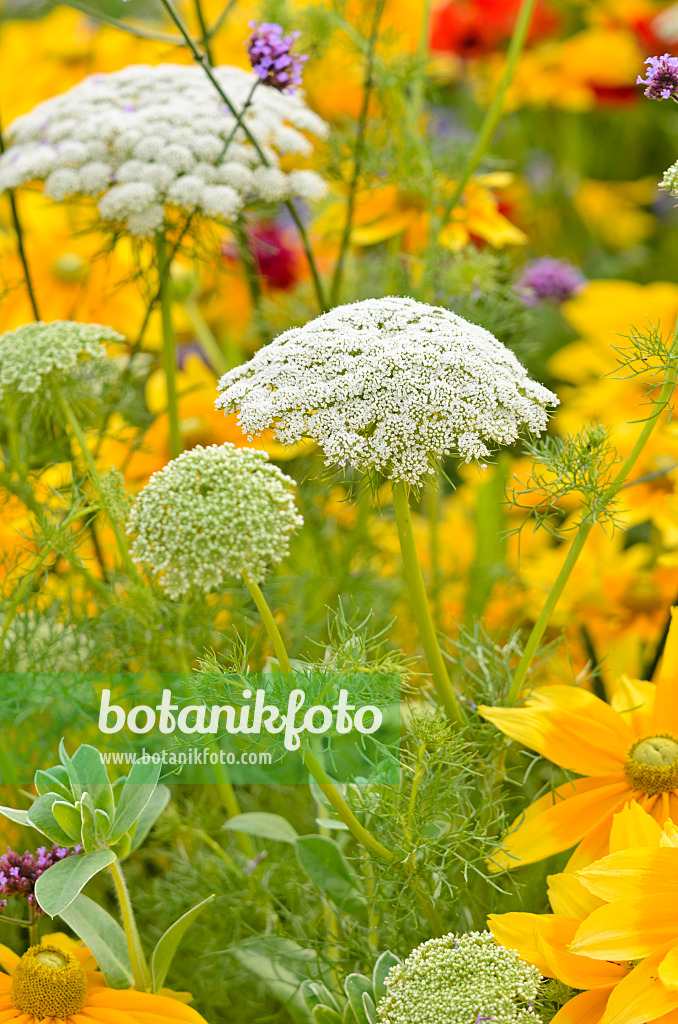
xmin=11 ymin=945 xmax=88 ymax=1019
xmin=625 ymin=735 xmax=678 ymax=796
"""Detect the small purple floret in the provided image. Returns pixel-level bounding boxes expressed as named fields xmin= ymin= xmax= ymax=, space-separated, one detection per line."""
xmin=515 ymin=257 xmax=586 ymax=307
xmin=0 ymin=844 xmax=82 ymax=916
xmin=246 ymin=22 xmax=308 ymax=94
xmin=638 ymin=53 xmax=678 ymax=101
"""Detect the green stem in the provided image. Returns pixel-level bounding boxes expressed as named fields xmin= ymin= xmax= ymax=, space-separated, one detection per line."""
xmin=193 ymin=0 xmax=214 ymax=63
xmin=241 ymin=572 xmax=395 ymax=862
xmin=183 ymin=298 xmax=229 ymax=375
xmin=233 ymin=220 xmax=270 ymax=345
xmin=330 ymin=0 xmax=386 ymax=306
xmin=55 ymin=389 xmax=141 ymax=581
xmin=28 ymin=904 xmax=38 ymax=947
xmin=391 ymin=481 xmax=463 ymax=725
xmin=421 ymin=0 xmax=536 ymax=289
xmin=155 ymin=232 xmax=182 ymax=459
xmin=155 ymin=0 xmax=328 ymax=312
xmin=439 ymin=0 xmax=537 ymax=222
xmin=507 ymin=358 xmax=678 ymax=703
xmin=109 ymin=859 xmax=151 ymax=992
xmin=0 ymin=109 xmax=40 ymax=320
xmin=212 ymin=763 xmax=256 ymax=858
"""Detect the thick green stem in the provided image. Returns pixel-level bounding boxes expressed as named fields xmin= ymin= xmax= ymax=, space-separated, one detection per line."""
xmin=109 ymin=859 xmax=151 ymax=992
xmin=242 ymin=572 xmax=395 ymax=862
xmin=507 ymin=359 xmax=678 ymax=703
xmin=55 ymin=389 xmax=141 ymax=582
xmin=156 ymin=232 xmax=181 ymax=459
xmin=392 ymin=481 xmax=463 ymax=725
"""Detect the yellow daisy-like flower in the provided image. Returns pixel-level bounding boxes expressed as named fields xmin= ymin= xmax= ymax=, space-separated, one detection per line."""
xmin=479 ymin=609 xmax=678 ymax=870
xmin=490 ymin=802 xmax=676 ymax=1024
xmin=0 ymin=935 xmax=208 ymax=1024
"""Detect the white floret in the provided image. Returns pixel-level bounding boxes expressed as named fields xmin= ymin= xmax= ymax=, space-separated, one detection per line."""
xmin=0 ymin=64 xmax=328 ymax=236
xmin=216 ymin=296 xmax=559 ymax=485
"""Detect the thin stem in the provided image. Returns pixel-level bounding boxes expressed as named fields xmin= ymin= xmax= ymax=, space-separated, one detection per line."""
xmin=421 ymin=0 xmax=536 ymax=290
xmin=242 ymin=572 xmax=395 ymax=862
xmin=391 ymin=480 xmax=463 ymax=725
xmin=212 ymin=762 xmax=256 ymax=858
xmin=233 ymin=220 xmax=270 ymax=344
xmin=28 ymin=904 xmax=38 ymax=947
xmin=155 ymin=0 xmax=328 ymax=312
xmin=55 ymin=389 xmax=141 ymax=581
xmin=330 ymin=0 xmax=386 ymax=305
xmin=183 ymin=297 xmax=229 ymax=375
xmin=0 ymin=109 xmax=40 ymax=320
xmin=507 ymin=358 xmax=678 ymax=703
xmin=0 ymin=915 xmax=30 ymax=928
xmin=438 ymin=0 xmax=537 ymax=225
xmin=193 ymin=0 xmax=214 ymax=64
xmin=155 ymin=232 xmax=182 ymax=459
xmin=109 ymin=859 xmax=151 ymax=992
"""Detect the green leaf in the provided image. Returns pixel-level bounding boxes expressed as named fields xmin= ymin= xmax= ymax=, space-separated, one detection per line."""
xmin=35 ymin=850 xmax=117 ymax=917
xmin=58 ymin=894 xmax=133 ymax=989
xmin=372 ymin=952 xmax=400 ymax=1002
xmin=301 ymin=981 xmax=340 ymax=1014
xmin=65 ymin=743 xmax=115 ymax=818
xmin=35 ymin=768 xmax=72 ymax=800
xmin=150 ymin=894 xmax=215 ymax=991
xmin=80 ymin=794 xmax=97 ymax=853
xmin=312 ymin=1008 xmax=343 ymax=1024
xmin=361 ymin=992 xmax=376 ymax=1024
xmin=128 ymin=785 xmax=170 ymax=854
xmin=344 ymin=975 xmax=372 ymax=1024
xmin=52 ymin=801 xmax=81 ymax=838
xmin=109 ymin=757 xmax=161 ymax=844
xmin=295 ymin=836 xmax=361 ymax=908
xmin=0 ymin=805 xmax=30 ymax=827
xmin=27 ymin=794 xmax=76 ymax=845
xmin=230 ymin=939 xmax=312 ymax=1024
xmin=223 ymin=812 xmax=299 ymax=844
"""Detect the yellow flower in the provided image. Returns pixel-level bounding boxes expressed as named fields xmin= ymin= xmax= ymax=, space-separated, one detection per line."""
xmin=489 ymin=801 xmax=668 ymax=1024
xmin=0 ymin=935 xmax=208 ymax=1024
xmin=315 ymin=175 xmax=527 ymax=255
xmin=574 ymin=179 xmax=657 ymax=251
xmin=479 ymin=609 xmax=678 ymax=870
xmin=566 ymin=821 xmax=678 ymax=1024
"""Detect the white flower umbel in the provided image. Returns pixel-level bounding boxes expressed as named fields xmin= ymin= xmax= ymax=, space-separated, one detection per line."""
xmin=661 ymin=160 xmax=678 ymax=195
xmin=0 ymin=64 xmax=328 ymax=235
xmin=216 ymin=296 xmax=558 ymax=485
xmin=217 ymin=296 xmax=558 ymax=726
xmin=0 ymin=320 xmax=123 ymax=399
xmin=378 ymin=932 xmax=543 ymax=1024
xmin=126 ymin=443 xmax=303 ymax=599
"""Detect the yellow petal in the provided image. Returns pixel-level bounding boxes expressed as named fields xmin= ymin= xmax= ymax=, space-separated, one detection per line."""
xmin=551 ymin=987 xmax=613 ymax=1024
xmin=488 ymin=913 xmax=552 ymax=975
xmin=479 ymin=686 xmax=631 ymax=775
xmin=572 ymin=894 xmax=678 ymax=959
xmin=600 ymin=943 xmax=678 ymax=1024
xmin=661 ymin=820 xmax=678 ymax=848
xmin=577 ymin=848 xmax=678 ymax=901
xmin=609 ymin=800 xmax=663 ymax=852
xmin=533 ymin=916 xmax=628 ymax=990
xmin=654 ymin=608 xmax=678 ymax=733
xmin=493 ymin=779 xmax=630 ymax=869
xmin=610 ymin=676 xmax=655 ymax=738
xmin=87 ymin=990 xmax=207 ymax=1021
xmin=660 ymin=943 xmax=678 ymax=991
xmin=0 ymin=947 xmax=18 ymax=976
xmin=547 ymin=871 xmax=604 ymax=918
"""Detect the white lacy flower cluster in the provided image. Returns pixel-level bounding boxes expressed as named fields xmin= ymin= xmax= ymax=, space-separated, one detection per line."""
xmin=126 ymin=443 xmax=303 ymax=598
xmin=377 ymin=932 xmax=543 ymax=1024
xmin=216 ymin=297 xmax=558 ymax=484
xmin=0 ymin=321 xmax=124 ymax=399
xmin=0 ymin=64 xmax=328 ymax=235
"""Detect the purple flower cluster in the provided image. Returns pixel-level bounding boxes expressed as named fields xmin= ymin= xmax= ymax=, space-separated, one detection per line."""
xmin=515 ymin=257 xmax=586 ymax=307
xmin=0 ymin=845 xmax=82 ymax=916
xmin=637 ymin=53 xmax=678 ymax=101
xmin=246 ymin=22 xmax=308 ymax=94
